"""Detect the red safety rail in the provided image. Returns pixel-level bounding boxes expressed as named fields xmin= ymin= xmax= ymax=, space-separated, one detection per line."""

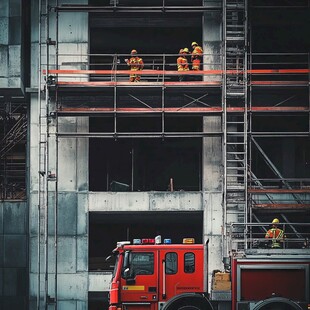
xmin=44 ymin=68 xmax=310 ymax=87
xmin=249 ymin=189 xmax=310 ymax=193
xmin=58 ymin=106 xmax=310 ymax=114
xmin=45 ymin=69 xmax=310 ymax=75
xmin=253 ymin=204 xmax=310 ymax=209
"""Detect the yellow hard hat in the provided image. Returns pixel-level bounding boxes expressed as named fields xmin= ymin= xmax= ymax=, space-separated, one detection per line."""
xmin=183 ymin=47 xmax=189 ymax=53
xmin=272 ymin=218 xmax=279 ymax=224
xmin=131 ymin=49 xmax=137 ymax=54
xmin=191 ymin=42 xmax=198 ymax=46
xmin=179 ymin=49 xmax=184 ymax=54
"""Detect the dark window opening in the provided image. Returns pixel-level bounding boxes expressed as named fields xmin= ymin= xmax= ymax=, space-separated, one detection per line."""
xmin=90 ymin=10 xmax=202 ymax=75
xmin=89 ymin=117 xmax=202 ymax=191
xmin=251 ymin=116 xmax=310 ymax=184
xmin=251 ymin=8 xmax=310 ymax=53
xmin=89 ymin=211 xmax=203 ymax=271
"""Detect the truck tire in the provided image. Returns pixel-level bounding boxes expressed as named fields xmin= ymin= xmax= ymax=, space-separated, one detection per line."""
xmin=162 ymin=293 xmax=213 ymax=310
xmin=253 ymin=297 xmax=303 ymax=310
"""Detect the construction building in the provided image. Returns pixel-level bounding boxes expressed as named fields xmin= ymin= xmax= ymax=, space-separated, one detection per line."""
xmin=0 ymin=0 xmax=309 ymax=309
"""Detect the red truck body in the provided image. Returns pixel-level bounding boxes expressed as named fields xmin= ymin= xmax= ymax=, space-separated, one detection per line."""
xmin=231 ymin=255 xmax=310 ymax=310
xmin=108 ymin=240 xmax=310 ymax=310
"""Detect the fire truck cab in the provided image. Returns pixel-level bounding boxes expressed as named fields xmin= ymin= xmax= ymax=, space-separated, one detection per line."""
xmin=108 ymin=237 xmax=213 ymax=310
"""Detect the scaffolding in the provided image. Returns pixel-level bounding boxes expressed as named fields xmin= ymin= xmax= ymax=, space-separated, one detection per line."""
xmin=36 ymin=0 xmax=310 ymax=307
xmin=0 ymin=101 xmax=27 ymax=200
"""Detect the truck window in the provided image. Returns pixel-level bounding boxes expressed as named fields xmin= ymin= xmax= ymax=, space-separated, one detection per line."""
xmin=184 ymin=252 xmax=195 ymax=273
xmin=165 ymin=252 xmax=178 ymax=274
xmin=127 ymin=252 xmax=154 ymax=276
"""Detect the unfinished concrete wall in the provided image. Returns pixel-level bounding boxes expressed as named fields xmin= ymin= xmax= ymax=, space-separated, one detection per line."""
xmin=29 ymin=0 xmax=89 ymax=308
xmin=202 ymin=116 xmax=223 ymax=287
xmin=0 ymin=201 xmax=28 ymax=309
xmin=203 ymin=0 xmax=222 ymax=81
xmin=0 ymin=0 xmax=25 ymax=92
xmin=203 ymin=0 xmax=224 ymax=285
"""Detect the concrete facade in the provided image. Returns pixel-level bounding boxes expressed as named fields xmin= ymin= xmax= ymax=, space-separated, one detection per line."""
xmin=29 ymin=0 xmax=89 ymax=309
xmin=27 ymin=1 xmax=227 ymax=307
xmin=0 ymin=0 xmax=24 ymax=91
xmin=0 ymin=201 xmax=28 ymax=309
xmin=1 ymin=0 xmax=308 ymax=309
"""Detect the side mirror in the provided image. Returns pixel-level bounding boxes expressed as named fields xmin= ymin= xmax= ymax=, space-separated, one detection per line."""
xmin=123 ymin=268 xmax=136 ymax=285
xmin=124 ymin=267 xmax=136 ymax=284
xmin=105 ymin=255 xmax=112 ymax=262
xmin=123 ymin=267 xmax=130 ymax=278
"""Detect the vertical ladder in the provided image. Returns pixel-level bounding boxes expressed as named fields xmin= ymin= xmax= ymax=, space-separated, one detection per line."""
xmin=223 ymin=0 xmax=248 ymax=252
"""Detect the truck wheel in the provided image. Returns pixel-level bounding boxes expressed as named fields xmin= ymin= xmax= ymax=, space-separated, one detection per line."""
xmin=163 ymin=293 xmax=213 ymax=310
xmin=253 ymin=297 xmax=303 ymax=310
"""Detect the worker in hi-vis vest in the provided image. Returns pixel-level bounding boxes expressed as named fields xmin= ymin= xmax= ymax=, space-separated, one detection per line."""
xmin=191 ymin=42 xmax=203 ymax=71
xmin=265 ymin=218 xmax=284 ymax=248
xmin=125 ymin=49 xmax=144 ymax=82
xmin=177 ymin=48 xmax=189 ymax=81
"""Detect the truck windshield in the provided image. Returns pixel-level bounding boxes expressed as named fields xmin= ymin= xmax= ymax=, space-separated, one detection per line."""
xmin=122 ymin=252 xmax=154 ymax=278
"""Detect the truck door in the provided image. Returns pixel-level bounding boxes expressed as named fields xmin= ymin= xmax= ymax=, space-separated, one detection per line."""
xmin=158 ymin=248 xmax=204 ymax=302
xmin=120 ymin=250 xmax=158 ymax=310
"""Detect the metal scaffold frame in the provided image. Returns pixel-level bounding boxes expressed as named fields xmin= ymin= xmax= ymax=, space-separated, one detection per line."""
xmin=37 ymin=0 xmax=59 ymax=308
xmin=0 ymin=101 xmax=27 ymax=200
xmin=222 ymin=0 xmax=249 ymax=255
xmin=35 ymin=0 xmax=310 ymax=307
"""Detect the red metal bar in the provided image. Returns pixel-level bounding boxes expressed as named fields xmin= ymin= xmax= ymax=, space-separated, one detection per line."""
xmin=45 ymin=69 xmax=310 ymax=75
xmin=249 ymin=189 xmax=310 ymax=193
xmin=55 ymin=80 xmax=309 ymax=87
xmin=58 ymin=107 xmax=309 ymax=113
xmin=251 ymin=81 xmax=308 ymax=85
xmin=59 ymin=107 xmax=223 ymax=113
xmin=253 ymin=204 xmax=310 ymax=209
xmin=56 ymin=81 xmax=221 ymax=86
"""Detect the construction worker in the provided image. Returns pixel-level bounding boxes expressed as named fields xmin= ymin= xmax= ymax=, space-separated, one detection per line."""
xmin=265 ymin=218 xmax=284 ymax=249
xmin=125 ymin=49 xmax=144 ymax=82
xmin=191 ymin=41 xmax=203 ymax=71
xmin=177 ymin=49 xmax=189 ymax=81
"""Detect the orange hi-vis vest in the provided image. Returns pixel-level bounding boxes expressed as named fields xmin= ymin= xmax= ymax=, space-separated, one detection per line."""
xmin=128 ymin=56 xmax=144 ymax=71
xmin=177 ymin=56 xmax=189 ymax=71
xmin=191 ymin=45 xmax=203 ymax=60
xmin=192 ymin=58 xmax=201 ymax=71
xmin=265 ymin=228 xmax=284 ymax=248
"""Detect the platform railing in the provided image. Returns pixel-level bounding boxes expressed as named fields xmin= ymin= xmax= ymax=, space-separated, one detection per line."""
xmin=228 ymin=222 xmax=310 ymax=252
xmin=43 ymin=52 xmax=310 ymax=85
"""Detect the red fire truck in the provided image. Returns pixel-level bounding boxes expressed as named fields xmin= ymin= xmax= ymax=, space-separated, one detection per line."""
xmin=107 ymin=237 xmax=310 ymax=310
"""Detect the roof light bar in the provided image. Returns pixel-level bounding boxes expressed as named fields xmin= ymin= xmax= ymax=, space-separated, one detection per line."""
xmin=142 ymin=238 xmax=155 ymax=244
xmin=133 ymin=239 xmax=141 ymax=245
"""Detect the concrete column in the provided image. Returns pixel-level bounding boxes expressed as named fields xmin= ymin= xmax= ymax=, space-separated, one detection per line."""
xmin=203 ymin=1 xmax=222 ymax=81
xmin=202 ymin=116 xmax=223 ymax=289
xmin=29 ymin=0 xmax=89 ymax=308
xmin=202 ymin=0 xmax=224 ymax=288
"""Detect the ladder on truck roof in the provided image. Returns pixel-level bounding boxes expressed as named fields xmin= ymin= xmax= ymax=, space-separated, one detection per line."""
xmin=223 ymin=0 xmax=248 ymax=253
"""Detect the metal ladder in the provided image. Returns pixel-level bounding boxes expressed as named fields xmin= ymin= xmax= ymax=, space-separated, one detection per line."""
xmin=223 ymin=0 xmax=248 ymax=252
